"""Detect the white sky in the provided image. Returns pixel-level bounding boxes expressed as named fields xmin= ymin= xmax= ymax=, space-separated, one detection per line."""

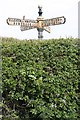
xmin=0 ymin=0 xmax=79 ymax=39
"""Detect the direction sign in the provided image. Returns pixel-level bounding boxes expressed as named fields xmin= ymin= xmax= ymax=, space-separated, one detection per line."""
xmin=43 ymin=16 xmax=66 ymax=27
xmin=6 ymin=6 xmax=66 ymax=39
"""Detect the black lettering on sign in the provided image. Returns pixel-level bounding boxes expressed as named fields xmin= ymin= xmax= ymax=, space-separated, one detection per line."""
xmin=50 ymin=19 xmax=52 ymax=25
xmin=57 ymin=18 xmax=60 ymax=24
xmin=58 ymin=18 xmax=61 ymax=24
xmin=52 ymin=19 xmax=55 ymax=25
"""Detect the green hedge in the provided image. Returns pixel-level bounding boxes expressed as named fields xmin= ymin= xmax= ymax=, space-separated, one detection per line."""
xmin=2 ymin=38 xmax=79 ymax=120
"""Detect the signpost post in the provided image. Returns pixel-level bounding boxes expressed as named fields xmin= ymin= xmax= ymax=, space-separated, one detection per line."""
xmin=7 ymin=6 xmax=66 ymax=39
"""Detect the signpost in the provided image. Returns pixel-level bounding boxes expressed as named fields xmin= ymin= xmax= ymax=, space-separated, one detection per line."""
xmin=7 ymin=6 xmax=66 ymax=39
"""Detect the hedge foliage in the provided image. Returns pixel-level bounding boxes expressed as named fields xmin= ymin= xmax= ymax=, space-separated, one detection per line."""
xmin=2 ymin=37 xmax=79 ymax=120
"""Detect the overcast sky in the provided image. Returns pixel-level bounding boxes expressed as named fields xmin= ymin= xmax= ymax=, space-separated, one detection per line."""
xmin=0 ymin=0 xmax=79 ymax=39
